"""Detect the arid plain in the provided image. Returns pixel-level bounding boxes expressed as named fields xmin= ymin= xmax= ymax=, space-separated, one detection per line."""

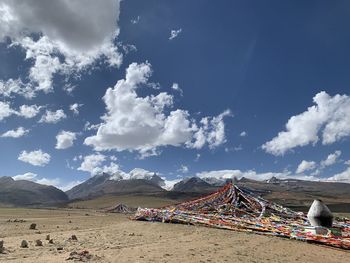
xmin=0 ymin=196 xmax=349 ymax=263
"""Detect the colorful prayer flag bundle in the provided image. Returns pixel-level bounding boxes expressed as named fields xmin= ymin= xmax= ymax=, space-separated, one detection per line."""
xmin=133 ymin=183 xmax=350 ymax=250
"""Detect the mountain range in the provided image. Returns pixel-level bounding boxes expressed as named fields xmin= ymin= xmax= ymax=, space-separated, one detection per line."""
xmin=1 ymin=171 xmax=350 ymax=211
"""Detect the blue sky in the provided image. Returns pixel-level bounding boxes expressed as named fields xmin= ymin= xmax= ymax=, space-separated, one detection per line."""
xmin=1 ymin=0 xmax=350 ymax=190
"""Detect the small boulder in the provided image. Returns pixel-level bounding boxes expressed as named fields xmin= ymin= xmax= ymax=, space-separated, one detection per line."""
xmin=20 ymin=240 xmax=28 ymax=248
xmin=70 ymin=235 xmax=78 ymax=241
xmin=46 ymin=234 xmax=50 ymax=240
xmin=35 ymin=239 xmax=43 ymax=246
xmin=29 ymin=223 xmax=37 ymax=230
xmin=0 ymin=240 xmax=4 ymax=253
xmin=49 ymin=239 xmax=54 ymax=244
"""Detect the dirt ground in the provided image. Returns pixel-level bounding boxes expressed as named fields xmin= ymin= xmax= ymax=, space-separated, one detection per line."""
xmin=0 ymin=208 xmax=349 ymax=263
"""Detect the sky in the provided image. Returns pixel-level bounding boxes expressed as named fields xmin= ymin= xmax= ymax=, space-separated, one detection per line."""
xmin=1 ymin=0 xmax=350 ymax=190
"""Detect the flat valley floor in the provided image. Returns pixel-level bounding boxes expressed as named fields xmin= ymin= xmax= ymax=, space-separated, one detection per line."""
xmin=0 ymin=208 xmax=349 ymax=263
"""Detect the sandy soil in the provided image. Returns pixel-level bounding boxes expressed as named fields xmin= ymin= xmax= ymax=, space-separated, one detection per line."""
xmin=0 ymin=208 xmax=349 ymax=263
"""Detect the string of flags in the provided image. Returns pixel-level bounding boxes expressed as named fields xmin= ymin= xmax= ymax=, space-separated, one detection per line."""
xmin=133 ymin=183 xmax=350 ymax=250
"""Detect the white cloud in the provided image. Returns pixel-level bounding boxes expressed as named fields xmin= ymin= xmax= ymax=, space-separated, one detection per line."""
xmin=1 ymin=127 xmax=29 ymax=138
xmin=169 ymin=28 xmax=182 ymax=40
xmin=19 ymin=36 xmax=62 ymax=93
xmin=0 ymin=101 xmax=16 ymax=120
xmin=63 ymin=83 xmax=76 ymax=95
xmin=84 ymin=62 xmax=231 ymax=156
xmin=39 ymin=109 xmax=66 ymax=124
xmin=17 ymin=104 xmax=41 ymax=118
xmin=0 ymin=78 xmax=35 ymax=99
xmin=78 ymin=153 xmax=106 ymax=174
xmin=178 ymin=165 xmax=189 ymax=173
xmin=131 ymin=16 xmax=140 ymax=24
xmin=263 ymin=91 xmax=350 ymax=155
xmin=36 ymin=177 xmax=60 ymax=187
xmin=196 ymin=169 xmax=321 ymax=183
xmin=12 ymin=172 xmax=37 ymax=181
xmin=69 ymin=103 xmax=83 ymax=115
xmin=240 ymin=131 xmax=247 ymax=137
xmin=55 ymin=130 xmax=77 ymax=149
xmin=296 ymin=160 xmax=316 ymax=174
xmin=77 ymin=153 xmax=120 ymax=176
xmin=18 ymin=149 xmax=51 ymax=166
xmin=59 ymin=180 xmax=83 ymax=191
xmin=326 ymin=167 xmax=350 ymax=183
xmin=0 ymin=102 xmax=42 ymax=121
xmin=84 ymin=121 xmax=101 ymax=131
xmin=0 ymin=0 xmax=122 ymax=96
xmin=171 ymin=83 xmax=183 ymax=96
xmin=197 ymin=169 xmax=291 ymax=181
xmin=189 ymin=110 xmax=232 ymax=149
xmin=320 ymin=150 xmax=341 ymax=168
xmin=345 ymin=160 xmax=350 ymax=166
xmin=11 ymin=171 xmax=81 ymax=190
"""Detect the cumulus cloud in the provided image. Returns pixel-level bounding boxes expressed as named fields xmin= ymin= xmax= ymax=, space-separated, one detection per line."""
xmin=0 ymin=102 xmax=42 ymax=121
xmin=262 ymin=91 xmax=350 ymax=155
xmin=0 ymin=0 xmax=122 ymax=96
xmin=197 ymin=169 xmax=321 ymax=183
xmin=59 ymin=180 xmax=83 ymax=191
xmin=78 ymin=153 xmax=105 ymax=174
xmin=0 ymin=127 xmax=29 ymax=138
xmin=84 ymin=121 xmax=101 ymax=131
xmin=69 ymin=103 xmax=83 ymax=115
xmin=296 ymin=160 xmax=316 ymax=174
xmin=189 ymin=110 xmax=232 ymax=149
xmin=18 ymin=149 xmax=51 ymax=166
xmin=178 ymin=165 xmax=189 ymax=173
xmin=0 ymin=78 xmax=35 ymax=99
xmin=11 ymin=171 xmax=81 ymax=190
xmin=36 ymin=177 xmax=60 ymax=186
xmin=84 ymin=62 xmax=231 ymax=157
xmin=131 ymin=16 xmax=140 ymax=24
xmin=77 ymin=153 xmax=120 ymax=176
xmin=12 ymin=172 xmax=37 ymax=181
xmin=55 ymin=130 xmax=77 ymax=149
xmin=17 ymin=104 xmax=41 ymax=118
xmin=169 ymin=28 xmax=182 ymax=40
xmin=0 ymin=101 xmax=16 ymax=120
xmin=326 ymin=167 xmax=350 ymax=183
xmin=39 ymin=109 xmax=66 ymax=123
xmin=171 ymin=83 xmax=183 ymax=96
xmin=240 ymin=131 xmax=247 ymax=137
xmin=320 ymin=150 xmax=341 ymax=168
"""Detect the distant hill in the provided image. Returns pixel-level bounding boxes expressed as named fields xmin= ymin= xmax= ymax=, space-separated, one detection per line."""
xmin=172 ymin=177 xmax=219 ymax=193
xmin=0 ymin=176 xmax=68 ymax=206
xmin=234 ymin=177 xmax=350 ymax=211
xmin=66 ymin=173 xmax=165 ymax=200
